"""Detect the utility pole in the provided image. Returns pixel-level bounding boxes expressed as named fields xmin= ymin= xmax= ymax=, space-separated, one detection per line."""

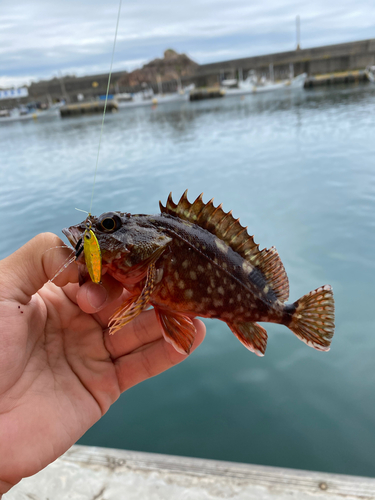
xmin=296 ymin=15 xmax=301 ymax=50
xmin=157 ymin=74 xmax=163 ymax=95
xmin=269 ymin=63 xmax=274 ymax=82
xmin=58 ymin=72 xmax=70 ymax=103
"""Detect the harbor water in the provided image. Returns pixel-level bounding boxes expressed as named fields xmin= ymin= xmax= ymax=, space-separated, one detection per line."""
xmin=1 ymin=84 xmax=375 ymax=478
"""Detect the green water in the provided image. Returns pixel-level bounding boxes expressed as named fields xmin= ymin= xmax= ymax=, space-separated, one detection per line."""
xmin=1 ymin=84 xmax=375 ymax=477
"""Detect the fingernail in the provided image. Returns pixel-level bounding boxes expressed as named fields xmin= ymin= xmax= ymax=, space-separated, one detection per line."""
xmin=87 ymin=283 xmax=108 ymax=310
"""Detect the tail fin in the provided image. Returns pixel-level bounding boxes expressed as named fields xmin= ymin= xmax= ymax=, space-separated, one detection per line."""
xmin=288 ymin=285 xmax=335 ymax=351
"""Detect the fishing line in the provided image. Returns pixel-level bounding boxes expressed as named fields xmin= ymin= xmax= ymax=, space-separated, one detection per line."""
xmin=89 ymin=0 xmax=123 ymax=215
xmin=50 ymin=1 xmax=122 ymax=285
xmin=43 ymin=245 xmax=73 ymax=255
xmin=49 ymin=251 xmax=76 ymax=283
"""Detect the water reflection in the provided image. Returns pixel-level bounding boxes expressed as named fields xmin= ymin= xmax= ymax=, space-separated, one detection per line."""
xmin=1 ymin=83 xmax=375 ymax=476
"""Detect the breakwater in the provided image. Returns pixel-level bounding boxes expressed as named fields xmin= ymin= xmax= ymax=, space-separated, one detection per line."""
xmin=3 ymin=38 xmax=375 ymax=106
xmin=195 ymin=38 xmax=375 ymax=87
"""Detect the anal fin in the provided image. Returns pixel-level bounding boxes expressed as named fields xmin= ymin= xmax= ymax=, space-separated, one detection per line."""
xmin=229 ymin=321 xmax=268 ymax=357
xmin=109 ymin=263 xmax=156 ymax=334
xmin=155 ymin=309 xmax=196 ymax=355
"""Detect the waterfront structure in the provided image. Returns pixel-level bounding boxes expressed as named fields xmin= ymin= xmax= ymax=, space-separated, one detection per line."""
xmin=7 ymin=445 xmax=375 ymax=499
xmin=194 ymin=38 xmax=375 ymax=87
xmin=1 ymin=38 xmax=375 ymax=107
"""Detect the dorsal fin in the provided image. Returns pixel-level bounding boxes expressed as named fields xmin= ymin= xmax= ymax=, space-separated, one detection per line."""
xmin=159 ymin=190 xmax=289 ymax=302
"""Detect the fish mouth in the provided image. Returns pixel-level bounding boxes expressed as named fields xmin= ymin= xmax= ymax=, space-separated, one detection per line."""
xmin=62 ymin=226 xmax=84 ymax=248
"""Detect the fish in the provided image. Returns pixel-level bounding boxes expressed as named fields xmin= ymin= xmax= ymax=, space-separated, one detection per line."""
xmin=62 ymin=191 xmax=335 ymax=356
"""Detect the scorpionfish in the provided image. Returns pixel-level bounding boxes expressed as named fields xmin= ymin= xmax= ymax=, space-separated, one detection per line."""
xmin=63 ymin=191 xmax=335 ymax=356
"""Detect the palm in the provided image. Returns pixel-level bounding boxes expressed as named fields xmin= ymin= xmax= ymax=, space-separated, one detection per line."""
xmin=0 ymin=281 xmax=117 ymax=486
xmin=0 ymin=234 xmax=205 ymax=493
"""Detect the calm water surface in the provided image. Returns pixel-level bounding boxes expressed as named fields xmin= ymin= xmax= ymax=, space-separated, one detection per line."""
xmin=1 ymin=85 xmax=375 ymax=477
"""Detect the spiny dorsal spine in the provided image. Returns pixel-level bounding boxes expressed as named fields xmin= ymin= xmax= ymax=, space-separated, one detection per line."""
xmin=160 ymin=190 xmax=289 ymax=302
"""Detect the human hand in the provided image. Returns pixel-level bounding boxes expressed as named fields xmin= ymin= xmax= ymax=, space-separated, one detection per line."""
xmin=0 ymin=233 xmax=205 ymax=495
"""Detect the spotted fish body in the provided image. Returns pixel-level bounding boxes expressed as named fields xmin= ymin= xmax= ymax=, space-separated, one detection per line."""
xmin=63 ymin=191 xmax=335 ymax=356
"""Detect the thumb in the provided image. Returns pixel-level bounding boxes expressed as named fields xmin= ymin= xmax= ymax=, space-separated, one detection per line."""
xmin=0 ymin=233 xmax=78 ymax=304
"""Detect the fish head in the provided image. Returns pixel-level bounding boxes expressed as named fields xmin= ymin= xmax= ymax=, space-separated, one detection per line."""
xmin=63 ymin=212 xmax=172 ymax=284
xmin=63 ymin=211 xmax=128 ymax=255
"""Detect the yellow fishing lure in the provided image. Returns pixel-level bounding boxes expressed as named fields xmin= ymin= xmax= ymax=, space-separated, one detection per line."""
xmin=83 ymin=222 xmax=102 ymax=284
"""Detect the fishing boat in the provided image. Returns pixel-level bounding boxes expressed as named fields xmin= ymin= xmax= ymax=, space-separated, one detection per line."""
xmin=153 ymin=84 xmax=195 ymax=104
xmin=222 ymin=73 xmax=307 ymax=97
xmin=115 ymin=88 xmax=155 ymax=108
xmin=115 ymin=84 xmax=194 ymax=109
xmin=0 ymin=103 xmax=62 ymax=124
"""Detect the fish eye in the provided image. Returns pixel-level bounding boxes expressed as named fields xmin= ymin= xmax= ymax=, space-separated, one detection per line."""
xmin=97 ymin=212 xmax=122 ymax=232
xmin=101 ymin=218 xmax=116 ymax=230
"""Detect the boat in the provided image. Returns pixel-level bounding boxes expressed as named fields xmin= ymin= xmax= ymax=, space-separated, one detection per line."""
xmin=220 ymin=79 xmax=238 ymax=87
xmin=365 ymin=65 xmax=375 ymax=83
xmin=115 ymin=84 xmax=194 ymax=109
xmin=222 ymin=73 xmax=307 ymax=97
xmin=115 ymin=88 xmax=155 ymax=109
xmin=0 ymin=102 xmax=63 ymax=124
xmin=153 ymin=84 xmax=194 ymax=105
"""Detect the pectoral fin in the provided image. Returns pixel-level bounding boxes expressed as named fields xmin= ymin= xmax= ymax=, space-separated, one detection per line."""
xmin=109 ymin=263 xmax=156 ymax=334
xmin=228 ymin=321 xmax=268 ymax=356
xmin=155 ymin=309 xmax=196 ymax=355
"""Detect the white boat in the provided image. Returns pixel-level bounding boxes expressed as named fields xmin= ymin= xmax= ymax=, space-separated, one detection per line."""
xmin=220 ymin=79 xmax=238 ymax=87
xmin=115 ymin=84 xmax=194 ymax=109
xmin=222 ymin=73 xmax=307 ymax=97
xmin=365 ymin=65 xmax=375 ymax=83
xmin=154 ymin=84 xmax=195 ymax=105
xmin=115 ymin=89 xmax=155 ymax=109
xmin=0 ymin=103 xmax=62 ymax=124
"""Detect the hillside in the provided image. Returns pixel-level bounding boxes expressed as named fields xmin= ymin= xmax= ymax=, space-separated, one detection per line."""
xmin=117 ymin=49 xmax=198 ymax=86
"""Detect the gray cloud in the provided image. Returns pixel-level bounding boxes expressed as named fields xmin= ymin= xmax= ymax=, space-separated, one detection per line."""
xmin=1 ymin=0 xmax=374 ymax=86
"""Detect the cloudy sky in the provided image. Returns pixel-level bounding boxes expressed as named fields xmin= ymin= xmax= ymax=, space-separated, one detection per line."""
xmin=1 ymin=0 xmax=374 ymax=87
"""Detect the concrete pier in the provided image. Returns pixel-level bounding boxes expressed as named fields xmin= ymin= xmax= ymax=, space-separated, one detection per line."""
xmin=5 ymin=445 xmax=375 ymax=499
xmin=305 ymin=69 xmax=367 ymax=87
xmin=60 ymin=100 xmax=118 ymax=117
xmin=189 ymin=87 xmax=225 ymax=100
